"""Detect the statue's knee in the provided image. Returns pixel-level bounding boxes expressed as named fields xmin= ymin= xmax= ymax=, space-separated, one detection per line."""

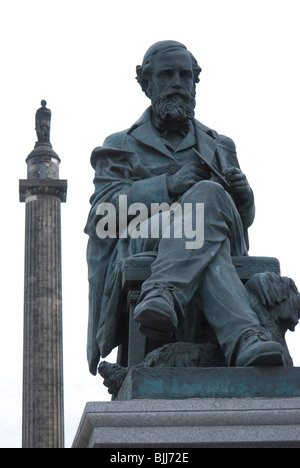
xmin=183 ymin=180 xmax=225 ymax=202
xmin=197 ymin=180 xmax=225 ymax=192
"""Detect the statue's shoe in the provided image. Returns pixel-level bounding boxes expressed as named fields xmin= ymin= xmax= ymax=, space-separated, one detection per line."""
xmin=235 ymin=330 xmax=285 ymax=367
xmin=134 ymin=288 xmax=178 ymax=341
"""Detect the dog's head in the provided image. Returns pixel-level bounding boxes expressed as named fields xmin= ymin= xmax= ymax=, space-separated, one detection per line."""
xmin=246 ymin=272 xmax=300 ymax=332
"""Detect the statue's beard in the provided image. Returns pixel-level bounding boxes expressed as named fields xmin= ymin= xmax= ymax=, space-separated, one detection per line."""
xmin=149 ymin=88 xmax=196 ymax=125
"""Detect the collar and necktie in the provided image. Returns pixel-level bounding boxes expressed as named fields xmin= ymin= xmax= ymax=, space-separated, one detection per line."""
xmin=155 ymin=119 xmax=192 ymax=152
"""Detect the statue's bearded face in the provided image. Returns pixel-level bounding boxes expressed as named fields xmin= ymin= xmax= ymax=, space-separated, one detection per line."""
xmin=148 ymin=49 xmax=196 ymax=123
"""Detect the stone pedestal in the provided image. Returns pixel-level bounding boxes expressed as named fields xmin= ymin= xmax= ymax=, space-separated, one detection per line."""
xmin=72 ymin=367 xmax=300 ymax=448
xmin=72 ymin=398 xmax=300 ymax=448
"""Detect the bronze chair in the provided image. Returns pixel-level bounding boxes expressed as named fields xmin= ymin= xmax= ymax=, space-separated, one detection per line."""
xmin=119 ymin=254 xmax=280 ymax=367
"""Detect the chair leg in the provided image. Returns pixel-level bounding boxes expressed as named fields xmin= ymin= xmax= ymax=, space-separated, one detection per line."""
xmin=127 ymin=290 xmax=147 ymax=366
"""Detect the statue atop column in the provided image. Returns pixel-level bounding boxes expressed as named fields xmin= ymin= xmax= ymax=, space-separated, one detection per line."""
xmin=35 ymin=100 xmax=51 ymax=145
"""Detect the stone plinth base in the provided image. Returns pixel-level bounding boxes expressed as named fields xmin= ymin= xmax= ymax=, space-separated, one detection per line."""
xmin=72 ymin=398 xmax=300 ymax=448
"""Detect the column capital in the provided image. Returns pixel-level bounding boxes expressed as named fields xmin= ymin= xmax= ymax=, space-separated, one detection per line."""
xmin=19 ymin=179 xmax=67 ymax=203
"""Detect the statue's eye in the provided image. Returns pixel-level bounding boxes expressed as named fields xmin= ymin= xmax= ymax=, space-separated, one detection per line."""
xmin=157 ymin=69 xmax=173 ymax=79
xmin=181 ymin=70 xmax=192 ymax=79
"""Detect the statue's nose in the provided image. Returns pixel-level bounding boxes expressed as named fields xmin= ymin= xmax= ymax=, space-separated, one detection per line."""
xmin=172 ymin=83 xmax=181 ymax=90
xmin=171 ymin=72 xmax=182 ymax=89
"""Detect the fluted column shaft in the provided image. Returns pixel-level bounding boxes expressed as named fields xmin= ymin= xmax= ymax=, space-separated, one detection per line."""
xmin=20 ymin=182 xmax=67 ymax=448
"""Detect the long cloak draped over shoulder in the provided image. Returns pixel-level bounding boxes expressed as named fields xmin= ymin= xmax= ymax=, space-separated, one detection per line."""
xmin=84 ymin=107 xmax=255 ymax=375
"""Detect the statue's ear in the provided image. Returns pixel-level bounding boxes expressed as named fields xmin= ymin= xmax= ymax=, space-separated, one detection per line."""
xmin=136 ymin=65 xmax=142 ymax=81
xmin=136 ymin=65 xmax=150 ymax=96
xmin=136 ymin=65 xmax=144 ymax=89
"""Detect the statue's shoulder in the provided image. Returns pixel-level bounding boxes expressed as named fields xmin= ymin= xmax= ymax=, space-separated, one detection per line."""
xmin=102 ymin=108 xmax=152 ymax=147
xmin=217 ymin=134 xmax=236 ymax=152
xmin=194 ymin=119 xmax=236 ymax=152
xmin=91 ymin=130 xmax=132 ymax=169
xmin=102 ymin=129 xmax=130 ymax=148
xmin=91 ymin=109 xmax=152 ymax=168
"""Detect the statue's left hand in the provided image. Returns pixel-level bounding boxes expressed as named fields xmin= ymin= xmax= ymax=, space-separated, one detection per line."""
xmin=222 ymin=167 xmax=252 ymax=204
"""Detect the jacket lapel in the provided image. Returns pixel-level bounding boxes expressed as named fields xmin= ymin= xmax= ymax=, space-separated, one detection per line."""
xmin=193 ymin=120 xmax=218 ymax=164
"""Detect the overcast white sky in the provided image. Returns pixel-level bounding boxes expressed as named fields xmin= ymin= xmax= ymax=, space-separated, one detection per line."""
xmin=0 ymin=0 xmax=299 ymax=448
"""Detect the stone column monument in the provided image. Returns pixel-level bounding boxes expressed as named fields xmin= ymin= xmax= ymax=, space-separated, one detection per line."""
xmin=19 ymin=101 xmax=67 ymax=448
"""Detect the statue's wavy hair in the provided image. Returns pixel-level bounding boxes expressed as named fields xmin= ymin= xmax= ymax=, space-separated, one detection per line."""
xmin=136 ymin=41 xmax=202 ymax=98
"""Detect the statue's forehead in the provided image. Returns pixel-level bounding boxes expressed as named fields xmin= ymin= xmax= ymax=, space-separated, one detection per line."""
xmin=153 ymin=48 xmax=192 ymax=69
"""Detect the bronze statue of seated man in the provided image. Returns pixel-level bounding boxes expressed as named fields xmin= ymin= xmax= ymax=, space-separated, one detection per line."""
xmin=85 ymin=40 xmax=287 ymax=376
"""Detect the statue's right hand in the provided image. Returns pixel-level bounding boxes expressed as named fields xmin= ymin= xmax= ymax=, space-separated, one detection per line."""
xmin=167 ymin=162 xmax=209 ymax=197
